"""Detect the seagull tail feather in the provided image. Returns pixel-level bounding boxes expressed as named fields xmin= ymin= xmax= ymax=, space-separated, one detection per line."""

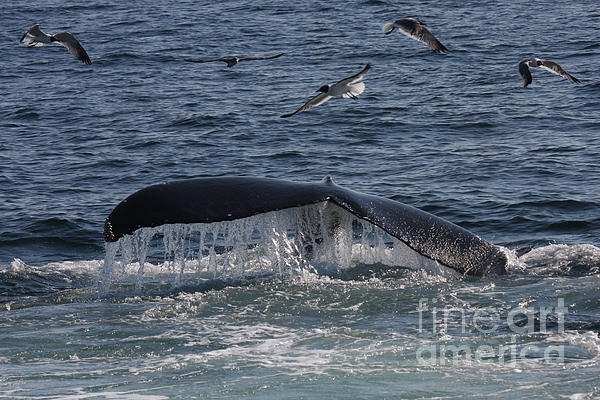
xmin=382 ymin=22 xmax=397 ymax=35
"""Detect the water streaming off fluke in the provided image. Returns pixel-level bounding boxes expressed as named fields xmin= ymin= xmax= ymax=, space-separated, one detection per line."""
xmin=100 ymin=202 xmax=453 ymax=292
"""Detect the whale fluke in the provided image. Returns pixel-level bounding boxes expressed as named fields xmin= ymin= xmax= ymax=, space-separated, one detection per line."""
xmin=103 ymin=176 xmax=507 ymax=276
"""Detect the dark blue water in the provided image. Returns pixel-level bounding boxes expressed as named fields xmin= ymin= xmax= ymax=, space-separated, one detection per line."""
xmin=1 ymin=1 xmax=599 ymax=398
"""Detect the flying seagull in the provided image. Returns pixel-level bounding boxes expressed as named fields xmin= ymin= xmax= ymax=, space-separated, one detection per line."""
xmin=280 ymin=64 xmax=371 ymax=118
xmin=518 ymin=58 xmax=580 ymax=88
xmin=20 ymin=24 xmax=91 ymax=64
xmin=382 ymin=18 xmax=448 ymax=53
xmin=184 ymin=52 xmax=284 ymax=67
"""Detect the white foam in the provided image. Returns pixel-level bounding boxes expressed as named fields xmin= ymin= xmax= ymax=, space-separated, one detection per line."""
xmin=519 ymin=244 xmax=600 ymax=275
xmin=548 ymin=330 xmax=600 ymax=358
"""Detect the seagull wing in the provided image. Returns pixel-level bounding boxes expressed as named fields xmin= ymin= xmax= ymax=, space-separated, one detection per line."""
xmin=20 ymin=24 xmax=47 ymax=46
xmin=418 ymin=26 xmax=449 ymax=52
xmin=341 ymin=82 xmax=365 ymax=99
xmin=538 ymin=60 xmax=581 ymax=84
xmin=396 ymin=19 xmax=448 ymax=52
xmin=20 ymin=33 xmax=44 ymax=47
xmin=280 ymin=93 xmax=332 ymax=118
xmin=518 ymin=60 xmax=533 ymax=88
xmin=237 ymin=53 xmax=285 ymax=62
xmin=185 ymin=58 xmax=229 ymax=63
xmin=27 ymin=24 xmax=44 ymax=36
xmin=185 ymin=58 xmax=238 ymax=67
xmin=52 ymin=32 xmax=91 ymax=64
xmin=336 ymin=64 xmax=371 ymax=86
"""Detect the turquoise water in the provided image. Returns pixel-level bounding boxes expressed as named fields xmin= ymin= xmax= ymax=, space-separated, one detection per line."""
xmin=1 ymin=0 xmax=599 ymax=398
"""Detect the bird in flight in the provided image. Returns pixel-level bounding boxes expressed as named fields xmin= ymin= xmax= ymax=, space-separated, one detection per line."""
xmin=382 ymin=18 xmax=448 ymax=53
xmin=518 ymin=58 xmax=581 ymax=88
xmin=20 ymin=24 xmax=91 ymax=64
xmin=184 ymin=53 xmax=284 ymax=67
xmin=280 ymin=64 xmax=371 ymax=118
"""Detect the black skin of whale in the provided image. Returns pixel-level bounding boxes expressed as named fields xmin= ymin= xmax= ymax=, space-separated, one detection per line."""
xmin=104 ymin=176 xmax=507 ymax=276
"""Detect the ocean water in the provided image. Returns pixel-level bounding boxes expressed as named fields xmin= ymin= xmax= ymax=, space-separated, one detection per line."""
xmin=1 ymin=0 xmax=600 ymax=398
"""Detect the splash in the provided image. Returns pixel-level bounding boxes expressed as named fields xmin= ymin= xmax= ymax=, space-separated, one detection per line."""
xmin=0 ymin=258 xmax=98 ymax=298
xmin=518 ymin=244 xmax=600 ymax=276
xmin=100 ymin=202 xmax=453 ymax=292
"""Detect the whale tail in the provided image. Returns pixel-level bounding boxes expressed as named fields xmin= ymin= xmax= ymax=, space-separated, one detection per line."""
xmin=103 ymin=177 xmax=507 ymax=279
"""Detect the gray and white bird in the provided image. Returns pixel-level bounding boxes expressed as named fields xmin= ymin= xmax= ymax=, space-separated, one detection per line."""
xmin=518 ymin=58 xmax=580 ymax=88
xmin=184 ymin=53 xmax=284 ymax=67
xmin=20 ymin=24 xmax=91 ymax=64
xmin=382 ymin=18 xmax=448 ymax=53
xmin=280 ymin=64 xmax=371 ymax=118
